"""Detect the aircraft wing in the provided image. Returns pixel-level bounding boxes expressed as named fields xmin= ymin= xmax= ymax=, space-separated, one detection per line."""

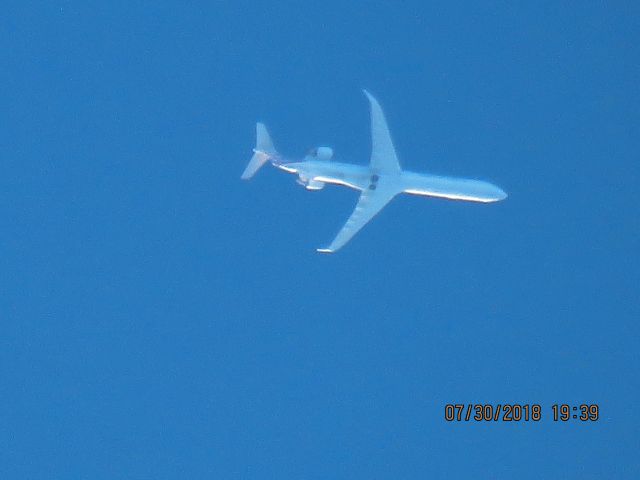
xmin=364 ymin=90 xmax=401 ymax=174
xmin=317 ymin=182 xmax=398 ymax=253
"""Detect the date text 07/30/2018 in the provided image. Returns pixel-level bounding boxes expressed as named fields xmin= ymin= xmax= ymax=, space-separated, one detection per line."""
xmin=444 ymin=404 xmax=599 ymax=422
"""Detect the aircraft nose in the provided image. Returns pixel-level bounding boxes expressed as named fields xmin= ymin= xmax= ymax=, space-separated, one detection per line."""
xmin=496 ymin=187 xmax=508 ymax=201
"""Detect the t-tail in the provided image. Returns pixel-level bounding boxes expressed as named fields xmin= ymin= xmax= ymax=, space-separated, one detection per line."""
xmin=241 ymin=123 xmax=278 ymax=179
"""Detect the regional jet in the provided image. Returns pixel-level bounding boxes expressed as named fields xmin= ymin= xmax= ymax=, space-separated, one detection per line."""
xmin=241 ymin=90 xmax=507 ymax=253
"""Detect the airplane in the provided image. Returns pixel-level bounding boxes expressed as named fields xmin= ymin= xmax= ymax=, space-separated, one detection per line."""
xmin=241 ymin=90 xmax=507 ymax=253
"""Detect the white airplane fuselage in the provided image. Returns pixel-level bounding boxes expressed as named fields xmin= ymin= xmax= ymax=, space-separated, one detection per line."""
xmin=242 ymin=90 xmax=507 ymax=252
xmin=278 ymin=159 xmax=507 ymax=203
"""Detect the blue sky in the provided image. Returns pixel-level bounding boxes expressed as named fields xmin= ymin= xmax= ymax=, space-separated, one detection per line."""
xmin=2 ymin=1 xmax=639 ymax=478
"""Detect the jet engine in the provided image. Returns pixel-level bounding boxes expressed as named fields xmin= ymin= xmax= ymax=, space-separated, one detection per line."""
xmin=305 ymin=179 xmax=325 ymax=190
xmin=296 ymin=176 xmax=326 ymax=190
xmin=313 ymin=146 xmax=333 ymax=161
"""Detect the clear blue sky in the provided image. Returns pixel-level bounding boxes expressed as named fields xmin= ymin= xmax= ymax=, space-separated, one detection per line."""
xmin=2 ymin=1 xmax=639 ymax=478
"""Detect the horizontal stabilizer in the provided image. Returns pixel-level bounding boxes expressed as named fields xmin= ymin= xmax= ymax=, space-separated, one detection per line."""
xmin=241 ymin=123 xmax=277 ymax=179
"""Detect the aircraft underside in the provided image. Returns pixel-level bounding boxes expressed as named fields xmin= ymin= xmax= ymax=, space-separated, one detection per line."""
xmin=242 ymin=90 xmax=507 ymax=252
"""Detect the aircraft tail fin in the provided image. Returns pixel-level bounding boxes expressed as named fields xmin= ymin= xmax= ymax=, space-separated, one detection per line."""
xmin=241 ymin=123 xmax=277 ymax=179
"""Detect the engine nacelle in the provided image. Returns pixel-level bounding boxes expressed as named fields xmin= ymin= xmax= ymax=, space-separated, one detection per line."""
xmin=305 ymin=179 xmax=325 ymax=190
xmin=296 ymin=176 xmax=326 ymax=190
xmin=314 ymin=146 xmax=333 ymax=161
